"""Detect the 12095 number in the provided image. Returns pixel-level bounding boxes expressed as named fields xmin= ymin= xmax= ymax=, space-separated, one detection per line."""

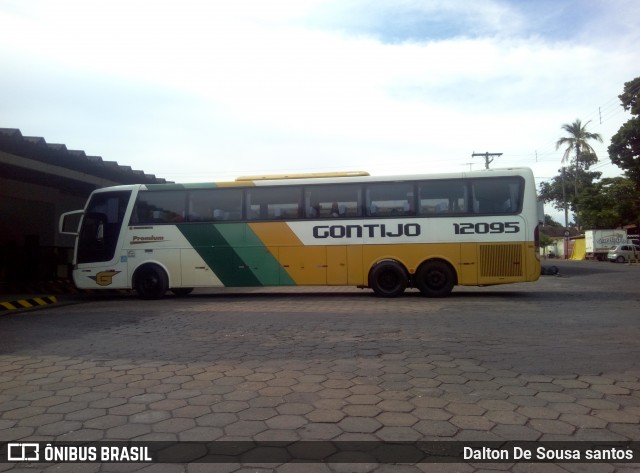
xmin=453 ymin=222 xmax=520 ymax=234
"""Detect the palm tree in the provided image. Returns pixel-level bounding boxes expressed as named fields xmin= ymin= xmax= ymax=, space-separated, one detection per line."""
xmin=556 ymin=119 xmax=603 ymax=169
xmin=555 ymin=119 xmax=603 ymax=230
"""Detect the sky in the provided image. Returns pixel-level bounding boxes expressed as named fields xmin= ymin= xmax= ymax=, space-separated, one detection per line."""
xmin=1 ymin=0 xmax=639 ymax=220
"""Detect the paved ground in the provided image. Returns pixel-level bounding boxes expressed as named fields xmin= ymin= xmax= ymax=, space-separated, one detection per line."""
xmin=1 ymin=260 xmax=639 ymax=472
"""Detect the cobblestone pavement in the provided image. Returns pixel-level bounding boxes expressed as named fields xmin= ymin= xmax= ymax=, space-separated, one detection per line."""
xmin=1 ymin=261 xmax=639 ymax=472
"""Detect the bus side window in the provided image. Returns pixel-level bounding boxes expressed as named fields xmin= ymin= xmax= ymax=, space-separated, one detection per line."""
xmin=247 ymin=205 xmax=260 ymax=220
xmin=246 ymin=187 xmax=302 ymax=220
xmin=131 ymin=191 xmax=187 ymax=224
xmin=366 ymin=183 xmax=414 ymax=217
xmin=471 ymin=177 xmax=523 ymax=214
xmin=188 ymin=189 xmax=242 ymax=222
xmin=418 ymin=180 xmax=466 ymax=216
xmin=304 ymin=184 xmax=361 ymax=219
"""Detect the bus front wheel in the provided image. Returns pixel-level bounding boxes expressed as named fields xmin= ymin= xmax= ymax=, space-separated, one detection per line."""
xmin=134 ymin=265 xmax=169 ymax=300
xmin=369 ymin=261 xmax=408 ymax=298
xmin=415 ymin=260 xmax=455 ymax=298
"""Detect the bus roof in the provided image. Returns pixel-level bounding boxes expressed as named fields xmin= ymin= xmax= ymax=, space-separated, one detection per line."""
xmin=91 ymin=167 xmax=534 ymax=193
xmin=235 ymin=171 xmax=370 ymax=181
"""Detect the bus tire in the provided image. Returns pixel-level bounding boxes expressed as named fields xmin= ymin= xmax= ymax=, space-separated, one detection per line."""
xmin=171 ymin=287 xmax=194 ymax=297
xmin=415 ymin=260 xmax=455 ymax=298
xmin=134 ymin=264 xmax=168 ymax=300
xmin=369 ymin=261 xmax=408 ymax=298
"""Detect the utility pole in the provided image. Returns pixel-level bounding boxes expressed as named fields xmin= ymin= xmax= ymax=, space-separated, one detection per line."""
xmin=562 ymin=166 xmax=569 ymax=259
xmin=574 ymin=144 xmax=580 ymax=231
xmin=472 ymin=151 xmax=502 ymax=169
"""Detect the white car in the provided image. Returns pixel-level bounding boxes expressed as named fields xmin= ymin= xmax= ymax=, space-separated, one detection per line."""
xmin=608 ymin=244 xmax=640 ymax=263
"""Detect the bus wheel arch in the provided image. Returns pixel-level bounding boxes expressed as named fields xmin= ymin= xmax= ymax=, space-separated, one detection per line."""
xmin=414 ymin=259 xmax=457 ymax=298
xmin=368 ymin=259 xmax=409 ymax=298
xmin=132 ymin=263 xmax=169 ymax=300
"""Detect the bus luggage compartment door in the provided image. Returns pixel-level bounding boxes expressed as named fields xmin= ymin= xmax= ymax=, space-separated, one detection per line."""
xmin=459 ymin=243 xmax=478 ymax=286
xmin=180 ymin=249 xmax=224 ymax=287
xmin=327 ymin=246 xmax=347 ymax=285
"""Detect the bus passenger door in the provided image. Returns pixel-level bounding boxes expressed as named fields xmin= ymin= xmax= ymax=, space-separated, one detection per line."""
xmin=74 ymin=191 xmax=131 ymax=289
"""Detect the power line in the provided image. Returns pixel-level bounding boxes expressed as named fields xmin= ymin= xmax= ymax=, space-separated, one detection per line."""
xmin=527 ymin=82 xmax=639 ymax=165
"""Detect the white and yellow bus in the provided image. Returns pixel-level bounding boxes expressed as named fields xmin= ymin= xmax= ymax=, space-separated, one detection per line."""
xmin=59 ymin=168 xmax=541 ymax=299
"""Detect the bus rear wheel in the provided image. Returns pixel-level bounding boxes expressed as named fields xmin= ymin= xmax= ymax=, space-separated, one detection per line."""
xmin=415 ymin=260 xmax=455 ymax=298
xmin=369 ymin=261 xmax=408 ymax=298
xmin=134 ymin=265 xmax=168 ymax=300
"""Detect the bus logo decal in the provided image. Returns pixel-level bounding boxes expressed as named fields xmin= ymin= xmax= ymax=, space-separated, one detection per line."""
xmin=130 ymin=235 xmax=165 ymax=244
xmin=90 ymin=270 xmax=121 ymax=286
xmin=453 ymin=222 xmax=520 ymax=235
xmin=313 ymin=223 xmax=421 ymax=239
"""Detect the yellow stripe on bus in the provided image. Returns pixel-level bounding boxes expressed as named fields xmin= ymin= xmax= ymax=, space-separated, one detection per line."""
xmin=248 ymin=222 xmax=314 ymax=285
xmin=245 ymin=223 xmax=535 ymax=288
xmin=248 ymin=222 xmax=303 ymax=247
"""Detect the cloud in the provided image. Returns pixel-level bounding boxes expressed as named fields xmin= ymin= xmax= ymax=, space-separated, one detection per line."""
xmin=300 ymin=0 xmax=522 ymax=42
xmin=0 ymin=0 xmax=638 ymax=184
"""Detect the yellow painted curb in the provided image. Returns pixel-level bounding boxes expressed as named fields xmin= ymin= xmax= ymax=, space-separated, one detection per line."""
xmin=0 ymin=296 xmax=58 ymax=311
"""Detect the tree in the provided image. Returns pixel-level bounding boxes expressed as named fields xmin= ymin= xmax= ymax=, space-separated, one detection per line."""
xmin=576 ymin=177 xmax=637 ymax=229
xmin=538 ymin=167 xmax=601 ymax=217
xmin=556 ymin=119 xmax=603 ymax=169
xmin=609 ymin=77 xmax=640 ymax=232
xmin=539 ymin=232 xmax=554 ymax=257
xmin=609 ymin=117 xmax=640 ymax=188
xmin=617 ymin=76 xmax=640 ymax=115
xmin=544 ymin=214 xmax=563 ymax=227
xmin=555 ymin=119 xmax=603 ymax=229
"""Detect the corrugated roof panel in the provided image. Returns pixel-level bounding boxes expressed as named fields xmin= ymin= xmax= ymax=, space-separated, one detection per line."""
xmin=0 ymin=127 xmax=170 ymax=185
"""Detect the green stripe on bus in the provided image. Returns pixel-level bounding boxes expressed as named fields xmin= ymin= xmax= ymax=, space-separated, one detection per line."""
xmin=177 ymin=223 xmax=260 ymax=287
xmin=220 ymin=224 xmax=296 ymax=287
xmin=176 ymin=223 xmax=295 ymax=287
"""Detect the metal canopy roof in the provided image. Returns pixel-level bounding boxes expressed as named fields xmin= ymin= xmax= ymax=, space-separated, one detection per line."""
xmin=0 ymin=128 xmax=169 ymax=191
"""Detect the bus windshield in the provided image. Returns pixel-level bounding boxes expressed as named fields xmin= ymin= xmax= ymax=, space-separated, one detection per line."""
xmin=77 ymin=191 xmax=131 ymax=264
